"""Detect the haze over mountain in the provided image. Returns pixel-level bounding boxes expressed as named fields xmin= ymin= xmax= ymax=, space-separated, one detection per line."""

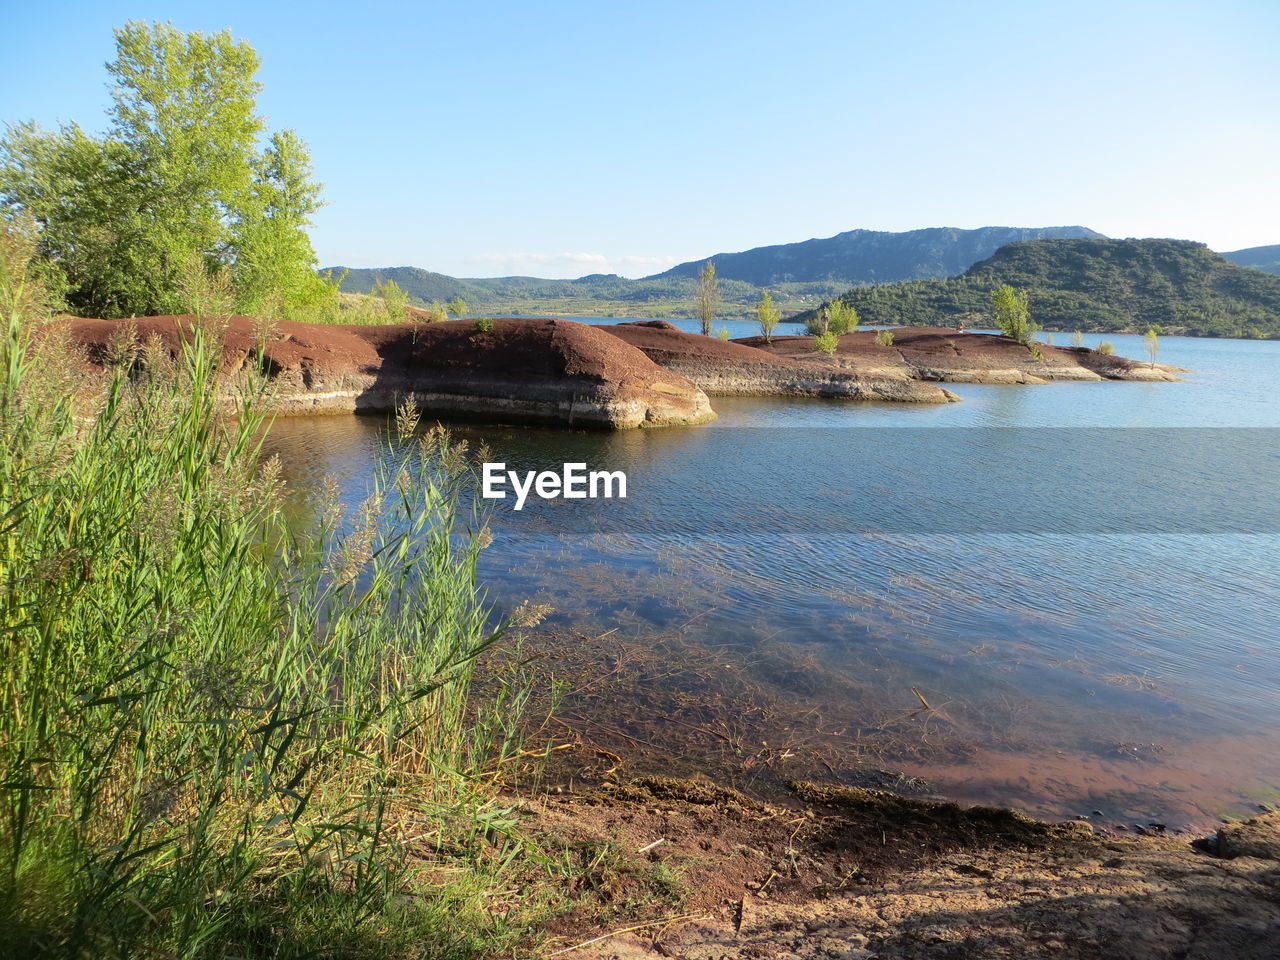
xmin=1223 ymin=244 xmax=1280 ymax=276
xmin=813 ymin=238 xmax=1280 ymax=339
xmin=648 ymin=226 xmax=1105 ymax=285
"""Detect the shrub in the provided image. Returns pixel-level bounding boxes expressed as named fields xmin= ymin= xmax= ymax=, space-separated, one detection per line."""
xmin=1071 ymin=330 xmax=1084 ymax=348
xmin=474 ymin=317 xmax=494 ymax=333
xmin=714 ymin=326 xmax=731 ymax=340
xmin=826 ymin=300 xmax=859 ymax=336
xmin=1097 ymin=341 xmax=1115 ymax=355
xmin=806 ymin=299 xmax=858 ymax=336
xmin=374 ymin=277 xmax=409 ymax=319
xmin=874 ymin=329 xmax=895 ymax=347
xmin=813 ymin=331 xmax=839 ymax=354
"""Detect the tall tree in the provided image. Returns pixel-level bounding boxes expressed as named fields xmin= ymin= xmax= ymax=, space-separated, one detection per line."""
xmin=0 ymin=22 xmax=325 ymax=318
xmin=232 ymin=130 xmax=326 ymax=314
xmin=695 ymin=261 xmax=719 ymax=337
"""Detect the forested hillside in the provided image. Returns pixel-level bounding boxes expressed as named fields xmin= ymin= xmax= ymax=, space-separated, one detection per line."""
xmin=808 ymin=238 xmax=1280 ymax=338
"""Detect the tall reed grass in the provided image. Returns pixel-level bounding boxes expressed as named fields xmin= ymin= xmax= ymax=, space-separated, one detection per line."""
xmin=0 ymin=225 xmax=538 ymax=958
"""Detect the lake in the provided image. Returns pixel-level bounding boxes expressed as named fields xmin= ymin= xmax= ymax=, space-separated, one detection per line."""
xmin=262 ymin=320 xmax=1280 ymax=829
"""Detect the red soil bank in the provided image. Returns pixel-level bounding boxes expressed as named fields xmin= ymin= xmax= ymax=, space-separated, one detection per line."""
xmin=738 ymin=327 xmax=1180 ymax=383
xmin=66 ymin=315 xmax=716 ymax=428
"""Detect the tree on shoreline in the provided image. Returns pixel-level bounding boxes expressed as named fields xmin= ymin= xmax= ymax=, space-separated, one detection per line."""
xmin=991 ymin=283 xmax=1036 ymax=344
xmin=695 ymin=261 xmax=719 ymax=336
xmin=755 ymin=291 xmax=780 ymax=343
xmin=0 ymin=21 xmax=328 ymax=319
xmin=805 ymin=298 xmax=858 ymax=337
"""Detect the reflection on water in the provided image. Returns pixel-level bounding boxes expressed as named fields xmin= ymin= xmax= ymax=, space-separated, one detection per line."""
xmin=261 ymin=330 xmax=1280 ymax=829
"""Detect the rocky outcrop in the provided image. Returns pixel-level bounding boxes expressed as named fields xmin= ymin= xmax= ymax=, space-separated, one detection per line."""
xmin=67 ymin=315 xmax=715 ymax=429
xmin=1215 ymin=811 xmax=1280 ymax=860
xmin=599 ymin=321 xmax=958 ymax=403
xmin=738 ymin=327 xmax=1183 ymax=384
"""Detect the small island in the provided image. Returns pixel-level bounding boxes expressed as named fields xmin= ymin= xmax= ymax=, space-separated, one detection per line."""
xmin=66 ymin=314 xmax=1178 ymax=429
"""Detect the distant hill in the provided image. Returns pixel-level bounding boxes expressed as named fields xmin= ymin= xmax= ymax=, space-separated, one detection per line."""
xmin=1223 ymin=244 xmax=1280 ymax=276
xmin=321 ymin=265 xmax=828 ymax=320
xmin=648 ymin=225 xmax=1105 ymax=285
xmin=320 ymin=266 xmax=490 ymax=304
xmin=809 ymin=238 xmax=1280 ymax=338
xmin=324 ymin=225 xmax=1110 ymax=320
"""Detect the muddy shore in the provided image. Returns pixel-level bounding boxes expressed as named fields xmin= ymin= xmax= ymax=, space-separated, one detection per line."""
xmin=477 ymin=627 xmax=1279 ymax=958
xmin=521 ymin=775 xmax=1280 ymax=960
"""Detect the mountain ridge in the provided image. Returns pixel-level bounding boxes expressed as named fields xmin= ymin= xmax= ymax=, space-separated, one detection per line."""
xmin=646 ymin=225 xmax=1106 ymax=285
xmin=324 ymin=224 xmax=1109 ymax=318
xmin=1222 ymin=244 xmax=1280 ymax=276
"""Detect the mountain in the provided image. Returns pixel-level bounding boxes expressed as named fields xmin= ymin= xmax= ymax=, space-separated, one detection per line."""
xmin=1223 ymin=244 xmax=1280 ymax=276
xmin=324 ymin=225 xmax=1109 ymax=319
xmin=810 ymin=238 xmax=1280 ymax=338
xmin=321 ymin=265 xmax=818 ymax=320
xmin=647 ymin=226 xmax=1106 ymax=285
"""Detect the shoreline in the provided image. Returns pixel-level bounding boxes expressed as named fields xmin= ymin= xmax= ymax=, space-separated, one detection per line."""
xmin=63 ymin=315 xmax=1180 ymax=429
xmin=515 ymin=773 xmax=1280 ymax=959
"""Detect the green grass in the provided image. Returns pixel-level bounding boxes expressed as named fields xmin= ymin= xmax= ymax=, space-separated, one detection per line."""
xmin=0 ymin=226 xmax=553 ymax=958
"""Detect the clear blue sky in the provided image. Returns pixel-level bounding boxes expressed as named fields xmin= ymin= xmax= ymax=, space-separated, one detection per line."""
xmin=4 ymin=0 xmax=1277 ymax=278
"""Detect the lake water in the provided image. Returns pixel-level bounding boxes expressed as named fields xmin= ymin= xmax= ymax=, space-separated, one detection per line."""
xmin=263 ymin=320 xmax=1280 ymax=829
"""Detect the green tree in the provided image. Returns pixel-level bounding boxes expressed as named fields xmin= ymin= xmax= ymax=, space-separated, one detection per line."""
xmin=827 ymin=299 xmax=859 ymax=336
xmin=695 ymin=261 xmax=719 ymax=337
xmin=755 ymin=291 xmax=781 ymax=343
xmin=374 ymin=278 xmax=409 ymax=320
xmin=990 ymin=284 xmax=1036 ymax=344
xmin=448 ymin=296 xmax=468 ymax=318
xmin=0 ymin=22 xmax=324 ymax=319
xmin=232 ymin=129 xmax=327 ymax=315
xmin=1144 ymin=327 xmax=1159 ymax=367
xmin=805 ymin=299 xmax=857 ymax=336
